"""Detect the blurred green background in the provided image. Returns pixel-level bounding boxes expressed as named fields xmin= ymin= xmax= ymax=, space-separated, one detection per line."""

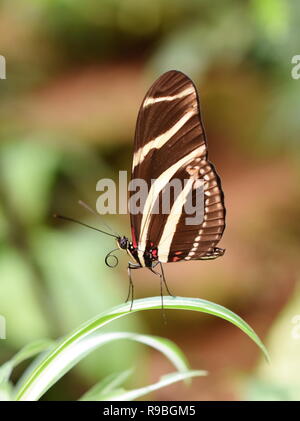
xmin=1 ymin=0 xmax=300 ymax=400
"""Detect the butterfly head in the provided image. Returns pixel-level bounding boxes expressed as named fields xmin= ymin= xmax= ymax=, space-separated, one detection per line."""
xmin=117 ymin=236 xmax=129 ymax=250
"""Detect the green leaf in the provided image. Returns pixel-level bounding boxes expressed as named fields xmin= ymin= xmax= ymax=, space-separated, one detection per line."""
xmin=8 ymin=339 xmax=54 ymax=368
xmin=15 ymin=295 xmax=269 ymax=401
xmin=79 ymin=369 xmax=133 ymax=401
xmin=0 ymin=339 xmax=53 ymax=384
xmin=0 ymin=365 xmax=13 ymax=386
xmin=97 ymin=370 xmax=206 ymax=401
xmin=15 ymin=330 xmax=191 ymax=401
xmin=0 ymin=381 xmax=14 ymax=401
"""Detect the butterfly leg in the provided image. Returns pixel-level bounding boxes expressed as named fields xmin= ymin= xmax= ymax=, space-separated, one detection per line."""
xmin=149 ymin=265 xmax=166 ymax=323
xmin=150 ymin=262 xmax=175 ymax=297
xmin=149 ymin=262 xmax=175 ymax=324
xmin=126 ymin=262 xmax=140 ymax=311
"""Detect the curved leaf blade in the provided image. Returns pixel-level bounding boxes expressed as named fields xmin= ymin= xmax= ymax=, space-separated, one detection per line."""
xmin=16 ymin=295 xmax=269 ymax=401
xmin=16 ymin=331 xmax=190 ymax=400
xmin=97 ymin=370 xmax=206 ymax=401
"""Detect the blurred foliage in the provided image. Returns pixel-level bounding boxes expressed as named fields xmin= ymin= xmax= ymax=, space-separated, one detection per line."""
xmin=0 ymin=0 xmax=300 ymax=400
xmin=244 ymin=283 xmax=300 ymax=400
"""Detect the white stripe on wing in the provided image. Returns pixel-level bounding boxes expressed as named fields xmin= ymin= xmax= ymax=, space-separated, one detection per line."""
xmin=157 ymin=177 xmax=196 ymax=263
xmin=143 ymin=86 xmax=194 ymax=107
xmin=137 ymin=145 xmax=206 ymax=264
xmin=132 ymin=109 xmax=197 ymax=170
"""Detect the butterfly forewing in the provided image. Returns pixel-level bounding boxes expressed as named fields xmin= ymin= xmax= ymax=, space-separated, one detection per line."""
xmin=130 ymin=70 xmax=225 ymax=265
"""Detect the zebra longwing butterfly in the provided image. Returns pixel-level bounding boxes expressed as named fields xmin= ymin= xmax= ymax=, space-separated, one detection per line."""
xmin=56 ymin=70 xmax=225 ymax=307
xmin=116 ymin=70 xmax=225 ymax=304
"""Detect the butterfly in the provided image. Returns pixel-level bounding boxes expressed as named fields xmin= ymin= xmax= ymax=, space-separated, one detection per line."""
xmin=56 ymin=70 xmax=226 ymax=309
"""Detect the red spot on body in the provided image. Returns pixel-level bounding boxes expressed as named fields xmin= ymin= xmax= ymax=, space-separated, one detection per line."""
xmin=131 ymin=226 xmax=137 ymax=248
xmin=173 ymin=256 xmax=181 ymax=262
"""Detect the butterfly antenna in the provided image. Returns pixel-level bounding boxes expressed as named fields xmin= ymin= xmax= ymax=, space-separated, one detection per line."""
xmin=78 ymin=200 xmax=119 ymax=236
xmin=53 ymin=214 xmax=118 ymax=239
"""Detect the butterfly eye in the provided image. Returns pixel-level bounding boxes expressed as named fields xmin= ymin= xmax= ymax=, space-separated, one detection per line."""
xmin=117 ymin=237 xmax=128 ymax=250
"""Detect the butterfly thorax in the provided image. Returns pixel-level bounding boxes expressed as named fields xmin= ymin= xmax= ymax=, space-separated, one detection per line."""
xmin=117 ymin=236 xmax=158 ymax=268
xmin=117 ymin=236 xmax=140 ymax=265
xmin=143 ymin=243 xmax=158 ymax=267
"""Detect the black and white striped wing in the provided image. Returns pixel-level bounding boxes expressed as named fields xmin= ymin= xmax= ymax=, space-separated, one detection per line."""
xmin=130 ymin=70 xmax=225 ymax=264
